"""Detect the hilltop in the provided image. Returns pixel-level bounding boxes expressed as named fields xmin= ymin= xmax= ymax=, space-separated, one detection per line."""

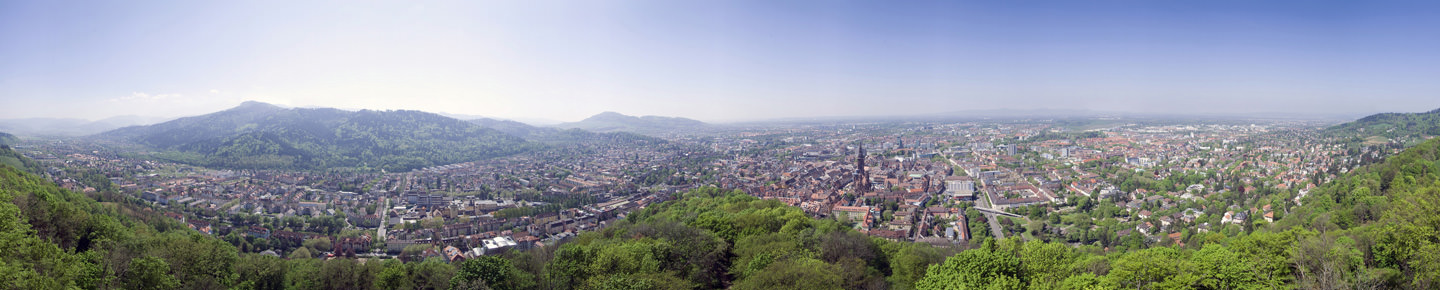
xmin=98 ymin=101 xmax=536 ymax=171
xmin=556 ymin=111 xmax=708 ymax=135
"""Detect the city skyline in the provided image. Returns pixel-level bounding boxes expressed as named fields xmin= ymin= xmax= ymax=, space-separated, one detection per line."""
xmin=4 ymin=1 xmax=1440 ymax=122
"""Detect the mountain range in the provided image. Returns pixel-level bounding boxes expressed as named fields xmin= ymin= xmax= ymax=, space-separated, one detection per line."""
xmin=0 ymin=115 xmax=172 ymax=137
xmin=98 ymin=101 xmax=535 ymax=171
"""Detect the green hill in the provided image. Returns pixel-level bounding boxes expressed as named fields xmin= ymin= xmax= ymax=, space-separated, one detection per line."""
xmin=100 ymin=101 xmax=537 ymax=171
xmin=519 ymin=187 xmax=956 ymax=289
xmin=0 ymin=145 xmax=241 ymax=289
xmin=1326 ymin=108 xmax=1440 ymax=146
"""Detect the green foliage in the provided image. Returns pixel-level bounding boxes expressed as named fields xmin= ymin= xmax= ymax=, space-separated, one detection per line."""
xmin=505 ymin=186 xmax=952 ymax=290
xmin=731 ymin=258 xmax=842 ymax=290
xmin=1326 ymin=108 xmax=1440 ymax=142
xmin=453 ymin=255 xmax=535 ymax=290
xmin=123 ymin=256 xmax=180 ymax=290
xmin=915 ymin=247 xmax=1023 ymax=290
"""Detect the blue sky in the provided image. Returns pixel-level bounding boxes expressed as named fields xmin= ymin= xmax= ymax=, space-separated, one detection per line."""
xmin=3 ymin=0 xmax=1439 ymax=122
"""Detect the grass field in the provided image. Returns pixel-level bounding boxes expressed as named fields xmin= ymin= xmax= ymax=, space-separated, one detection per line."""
xmin=1363 ymin=136 xmax=1390 ymax=146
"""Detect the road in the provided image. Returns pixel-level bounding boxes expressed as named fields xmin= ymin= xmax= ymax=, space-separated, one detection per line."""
xmin=949 ymin=158 xmax=1008 ymax=240
xmin=978 ymin=192 xmax=1006 ymax=240
xmin=377 ymin=197 xmax=389 ymax=243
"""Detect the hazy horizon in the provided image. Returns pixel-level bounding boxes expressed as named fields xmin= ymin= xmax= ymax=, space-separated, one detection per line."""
xmin=4 ymin=1 xmax=1440 ymax=123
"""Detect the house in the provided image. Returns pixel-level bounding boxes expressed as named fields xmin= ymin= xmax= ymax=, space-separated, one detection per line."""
xmin=333 ymin=237 xmax=369 ymax=257
xmin=444 ymin=246 xmax=466 ymax=263
xmin=481 ymin=236 xmax=518 ymax=255
xmin=1167 ymin=232 xmax=1185 ymax=247
xmin=943 ymin=176 xmax=976 ymax=200
xmin=246 ymin=226 xmax=270 ymax=239
xmin=831 ymin=206 xmax=871 ymax=221
xmin=1137 ymin=222 xmax=1155 ymax=235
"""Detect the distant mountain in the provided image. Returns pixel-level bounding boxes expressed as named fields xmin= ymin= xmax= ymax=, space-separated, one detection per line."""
xmin=468 ymin=117 xmax=667 ymax=146
xmin=0 ymin=115 xmax=170 ymax=137
xmin=557 ymin=111 xmax=707 ymax=135
xmin=1325 ymin=108 xmax=1440 ymax=145
xmin=99 ymin=101 xmax=535 ymax=171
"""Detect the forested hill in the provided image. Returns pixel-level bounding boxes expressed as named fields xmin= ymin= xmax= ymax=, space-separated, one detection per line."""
xmin=98 ymin=101 xmax=537 ymax=171
xmin=0 ymin=146 xmax=238 ymax=289
xmin=1326 ymin=108 xmax=1440 ymax=146
xmin=465 ymin=187 xmax=954 ymax=290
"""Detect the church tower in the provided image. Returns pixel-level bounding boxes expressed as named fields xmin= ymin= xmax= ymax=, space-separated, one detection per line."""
xmin=856 ymin=144 xmax=871 ymax=193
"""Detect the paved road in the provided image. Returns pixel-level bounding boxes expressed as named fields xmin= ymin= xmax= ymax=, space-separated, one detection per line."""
xmin=949 ymin=158 xmax=1008 ymax=240
xmin=978 ymin=192 xmax=1006 ymax=240
xmin=377 ymin=198 xmax=389 ymax=242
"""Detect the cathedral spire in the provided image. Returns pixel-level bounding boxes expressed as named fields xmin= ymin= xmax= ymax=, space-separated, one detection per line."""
xmin=856 ymin=143 xmax=871 ymax=193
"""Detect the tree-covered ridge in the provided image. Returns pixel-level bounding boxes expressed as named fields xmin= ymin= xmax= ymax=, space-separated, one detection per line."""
xmin=532 ymin=187 xmax=954 ymax=290
xmin=0 ymin=147 xmax=241 ymax=289
xmin=917 ymin=137 xmax=1440 ymax=289
xmin=1326 ymin=107 xmax=1440 ymax=145
xmin=0 ymin=145 xmax=42 ymax=175
xmin=101 ymin=102 xmax=538 ymax=171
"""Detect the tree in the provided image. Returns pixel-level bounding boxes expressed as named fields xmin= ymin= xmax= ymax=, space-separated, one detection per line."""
xmin=1018 ymin=240 xmax=1074 ymax=289
xmin=1102 ymin=247 xmax=1197 ymax=289
xmin=289 ymin=247 xmax=313 ymax=259
xmin=731 ymin=258 xmax=842 ymax=290
xmin=452 ymin=255 xmax=534 ymax=290
xmin=285 ymin=259 xmax=322 ymax=290
xmin=412 ymin=258 xmax=456 ymax=290
xmin=303 ymin=238 xmax=332 ymax=253
xmin=915 ymin=248 xmax=1022 ymax=290
xmin=887 ymin=243 xmax=945 ymax=289
xmin=1192 ymin=244 xmax=1257 ymax=289
xmin=374 ymin=260 xmax=413 ymax=290
xmin=123 ymin=256 xmax=180 ymax=290
xmin=235 ymin=255 xmax=288 ymax=290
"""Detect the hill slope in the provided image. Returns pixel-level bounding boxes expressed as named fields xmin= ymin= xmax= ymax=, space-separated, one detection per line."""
xmin=0 ymin=145 xmax=243 ymax=289
xmin=469 ymin=118 xmax=551 ymax=140
xmin=0 ymin=131 xmax=16 ymax=145
xmin=100 ymin=101 xmax=536 ymax=171
xmin=1325 ymin=108 xmax=1440 ymax=146
xmin=556 ymin=112 xmax=707 ymax=135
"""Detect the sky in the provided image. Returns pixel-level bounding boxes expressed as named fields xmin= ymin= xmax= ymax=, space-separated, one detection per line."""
xmin=3 ymin=0 xmax=1440 ymax=123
